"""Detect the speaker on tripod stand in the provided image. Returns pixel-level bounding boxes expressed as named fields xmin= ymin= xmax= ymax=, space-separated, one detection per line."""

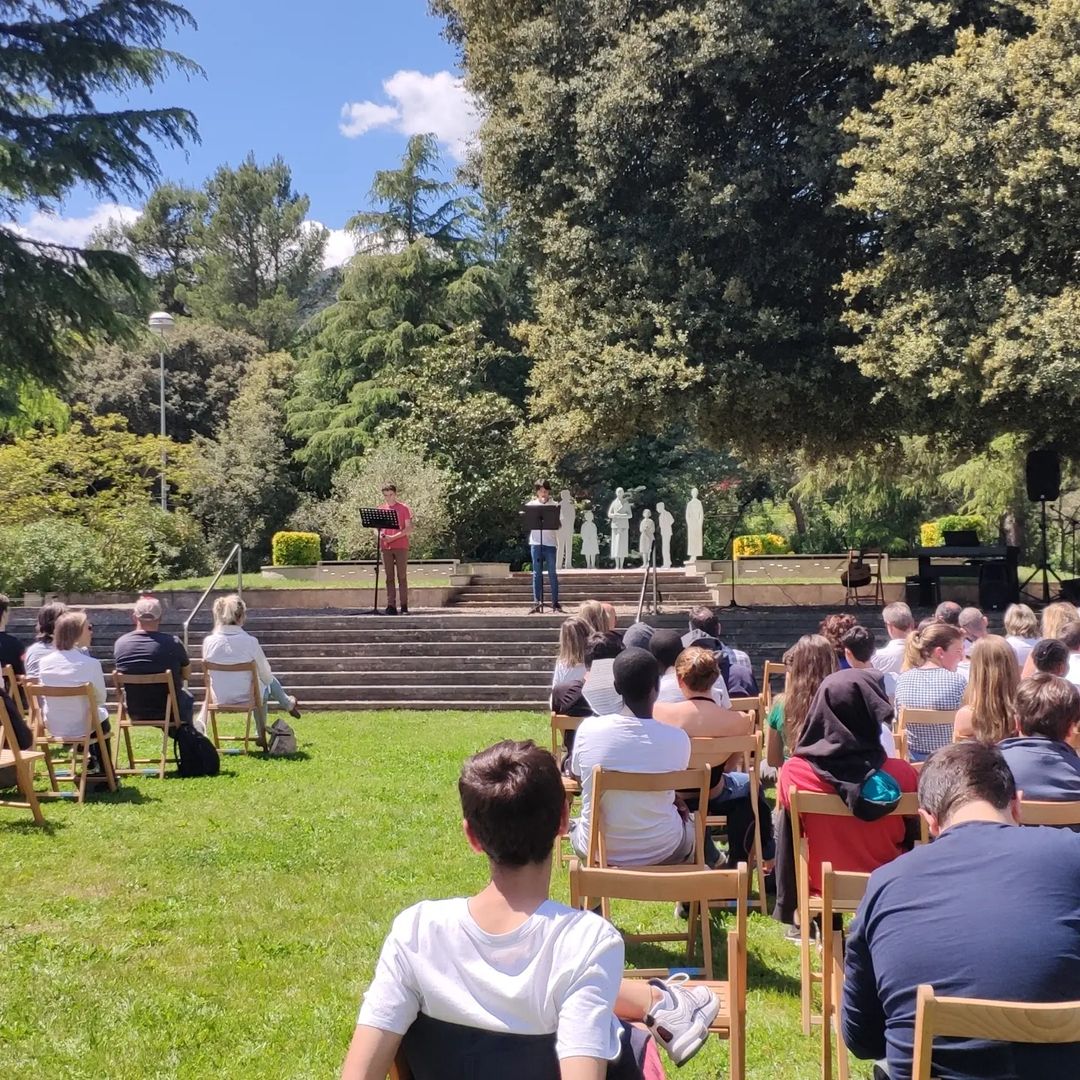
xmin=1022 ymin=449 xmax=1062 ymax=603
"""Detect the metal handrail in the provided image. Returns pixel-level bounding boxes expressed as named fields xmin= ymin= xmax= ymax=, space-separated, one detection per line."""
xmin=635 ymin=545 xmax=660 ymax=622
xmin=183 ymin=543 xmax=242 ymax=650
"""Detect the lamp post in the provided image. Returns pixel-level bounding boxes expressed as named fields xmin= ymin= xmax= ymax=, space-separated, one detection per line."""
xmin=148 ymin=311 xmax=175 ymax=511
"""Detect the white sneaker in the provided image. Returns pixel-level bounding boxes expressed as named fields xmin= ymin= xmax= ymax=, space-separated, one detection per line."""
xmin=643 ymin=972 xmax=720 ymax=1066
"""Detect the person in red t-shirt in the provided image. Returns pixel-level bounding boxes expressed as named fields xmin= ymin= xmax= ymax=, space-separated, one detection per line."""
xmin=779 ymin=668 xmax=919 ymax=898
xmin=377 ymin=484 xmax=413 ymax=615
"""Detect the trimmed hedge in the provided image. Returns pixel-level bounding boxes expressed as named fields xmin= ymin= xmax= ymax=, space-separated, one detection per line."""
xmin=272 ymin=531 xmax=321 ymax=567
xmin=733 ymin=533 xmax=791 ymax=558
xmin=919 ymin=515 xmax=988 ymax=548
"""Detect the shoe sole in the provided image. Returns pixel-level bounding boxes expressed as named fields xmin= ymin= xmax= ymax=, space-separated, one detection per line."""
xmin=668 ymin=991 xmax=722 ymax=1067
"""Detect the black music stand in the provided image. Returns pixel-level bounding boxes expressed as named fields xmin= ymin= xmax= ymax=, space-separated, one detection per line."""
xmin=521 ymin=503 xmax=561 ymax=613
xmin=361 ymin=506 xmax=402 ymax=615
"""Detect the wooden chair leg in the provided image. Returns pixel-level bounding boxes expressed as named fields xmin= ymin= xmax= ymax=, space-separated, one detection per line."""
xmin=210 ymin=712 xmax=220 ymax=749
xmin=158 ymin=723 xmax=169 ymax=779
xmin=16 ymin=761 xmax=44 ymax=825
xmin=834 ymin=946 xmax=850 ymax=1080
xmin=76 ymin=741 xmax=90 ymax=804
xmin=95 ymin=727 xmax=117 ymax=791
xmin=750 ymin=797 xmax=767 ymax=915
xmin=122 ymin=724 xmax=136 ymax=772
xmin=800 ymin=907 xmax=813 ymax=1035
xmin=686 ymin=900 xmax=699 ymax=968
xmin=42 ymin=744 xmax=59 ymax=792
xmin=822 ymin=929 xmax=836 ymax=1080
xmin=699 ymin=902 xmax=713 ymax=981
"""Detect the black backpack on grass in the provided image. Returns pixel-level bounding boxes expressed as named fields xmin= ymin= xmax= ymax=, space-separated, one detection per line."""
xmin=173 ymin=723 xmax=220 ymax=777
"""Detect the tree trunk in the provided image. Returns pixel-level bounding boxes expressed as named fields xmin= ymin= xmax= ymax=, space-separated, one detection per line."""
xmin=789 ymin=494 xmax=808 ymax=540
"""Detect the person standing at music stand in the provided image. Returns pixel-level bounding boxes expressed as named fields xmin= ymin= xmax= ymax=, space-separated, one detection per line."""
xmin=378 ymin=484 xmax=413 ymax=615
xmin=527 ymin=480 xmax=563 ymax=614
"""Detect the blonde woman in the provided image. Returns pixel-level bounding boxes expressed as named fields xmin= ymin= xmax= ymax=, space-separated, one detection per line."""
xmin=894 ymin=622 xmax=966 ymax=760
xmin=765 ymin=634 xmax=837 ymax=767
xmin=551 ymin=616 xmax=590 ymax=687
xmin=953 ymin=636 xmax=1019 ymax=743
xmin=578 ymin=599 xmax=608 ymax=636
xmin=1022 ymin=602 xmax=1080 ymax=677
xmin=1003 ymin=603 xmax=1040 ymax=669
xmin=200 ymin=595 xmax=301 ymax=740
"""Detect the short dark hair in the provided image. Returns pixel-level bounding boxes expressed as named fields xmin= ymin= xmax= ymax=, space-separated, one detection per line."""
xmin=534 ymin=478 xmax=552 ymax=493
xmin=613 ymin=646 xmax=661 ymax=700
xmin=1014 ymin=673 xmax=1080 ymax=741
xmin=648 ymin=628 xmax=684 ymax=670
xmin=687 ymin=605 xmax=720 ymax=638
xmin=1032 ymin=638 xmax=1070 ymax=674
xmin=918 ymin=742 xmax=1016 ymax=824
xmin=459 ymin=740 xmax=565 ymax=866
xmin=585 ymin=631 xmax=623 ymax=667
xmin=1060 ymin=621 xmax=1080 ymax=651
xmin=381 ymin=483 xmax=397 ymax=492
xmin=935 ymin=601 xmax=962 ymax=626
xmin=841 ymin=624 xmax=876 ymax=663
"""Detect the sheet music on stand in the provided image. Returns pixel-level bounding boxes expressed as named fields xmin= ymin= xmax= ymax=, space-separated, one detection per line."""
xmin=360 ymin=507 xmax=404 ymax=615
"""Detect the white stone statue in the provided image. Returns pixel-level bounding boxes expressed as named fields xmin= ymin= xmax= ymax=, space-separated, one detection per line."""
xmin=579 ymin=510 xmax=600 ymax=569
xmin=556 ymin=489 xmax=576 ymax=570
xmin=638 ymin=509 xmax=655 ymax=565
xmin=656 ymin=502 xmax=675 ymax=569
xmin=685 ymin=486 xmax=704 ymax=563
xmin=607 ymin=486 xmax=632 ymax=570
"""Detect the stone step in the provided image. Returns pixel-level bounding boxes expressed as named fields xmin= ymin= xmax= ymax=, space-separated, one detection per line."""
xmin=181 ymin=670 xmax=553 ymax=688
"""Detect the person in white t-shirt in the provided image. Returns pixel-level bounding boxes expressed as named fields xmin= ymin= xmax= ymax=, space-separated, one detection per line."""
xmin=570 ymin=648 xmax=697 ymax=867
xmin=342 ymin=740 xmax=720 ymax=1078
xmin=871 ymin=602 xmax=914 ymax=676
xmin=649 ymin=629 xmax=731 ymax=708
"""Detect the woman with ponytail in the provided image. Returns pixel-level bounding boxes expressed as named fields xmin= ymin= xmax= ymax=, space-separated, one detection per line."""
xmin=894 ymin=621 xmax=966 ymax=760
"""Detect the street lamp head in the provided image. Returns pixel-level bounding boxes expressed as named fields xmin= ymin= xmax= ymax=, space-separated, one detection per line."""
xmin=148 ymin=311 xmax=175 ymax=336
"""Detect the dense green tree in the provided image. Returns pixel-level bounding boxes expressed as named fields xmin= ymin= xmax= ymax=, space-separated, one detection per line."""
xmin=840 ymin=0 xmax=1080 ymax=450
xmin=435 ymin=0 xmax=890 ymax=464
xmin=182 ymin=154 xmax=326 ymax=349
xmin=0 ymin=0 xmax=198 ymax=420
xmin=70 ymin=319 xmax=262 ymax=441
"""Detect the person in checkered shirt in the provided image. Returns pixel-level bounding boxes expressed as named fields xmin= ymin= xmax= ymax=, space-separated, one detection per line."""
xmin=893 ymin=622 xmax=967 ymax=761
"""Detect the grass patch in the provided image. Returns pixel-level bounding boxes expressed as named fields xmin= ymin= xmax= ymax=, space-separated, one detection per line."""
xmin=154 ymin=574 xmax=452 ymax=592
xmin=0 ymin=712 xmax=872 ymax=1078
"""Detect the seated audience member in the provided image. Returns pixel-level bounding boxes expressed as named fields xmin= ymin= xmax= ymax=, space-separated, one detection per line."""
xmin=654 ymin=647 xmax=776 ymax=870
xmin=551 ymin=633 xmax=624 ymax=721
xmin=842 ymin=742 xmax=1080 ymax=1080
xmin=601 ymin=602 xmax=620 ymax=639
xmin=621 ymin=622 xmax=654 ymax=650
xmin=113 ymin=596 xmax=194 ymax=726
xmin=0 ymin=593 xmax=25 ymax=676
xmin=1002 ymin=602 xmax=1041 ymax=669
xmin=778 ymin=669 xmax=919 ymax=901
xmin=681 ymin=606 xmax=759 ymax=696
xmin=200 ymin=595 xmax=301 ymax=740
xmin=1060 ymin=621 xmax=1080 ymax=687
xmin=841 ymin=626 xmax=898 ymax=757
xmin=341 ymin=740 xmax=720 ymax=1078
xmin=999 ymin=674 xmax=1080 ymax=801
xmin=1021 ymin=604 xmax=1080 ymax=677
xmin=934 ymin=600 xmax=962 ymax=626
xmin=819 ymin=613 xmax=858 ymax=669
xmin=1031 ymin=637 xmax=1070 ymax=677
xmin=651 ymin=629 xmax=730 ymax=707
xmin=579 ymin=599 xmax=621 ymax=649
xmin=766 ymin=634 xmax=837 ymax=768
xmin=552 ymin=616 xmax=590 ymax=688
xmin=570 ymin=648 xmax=696 ymax=867
xmin=871 ymin=602 xmax=914 ymax=676
xmin=22 ymin=601 xmax=65 ymax=680
xmin=893 ymin=622 xmax=966 ymax=761
xmin=952 ymin=635 xmax=1018 ymax=744
xmin=957 ymin=605 xmax=988 ymax=664
xmin=0 ymin=682 xmax=32 ymax=752
xmin=38 ymin=611 xmax=112 ymax=772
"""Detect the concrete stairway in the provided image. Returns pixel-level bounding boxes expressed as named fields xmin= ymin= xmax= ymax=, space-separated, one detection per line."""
xmin=449 ymin=570 xmax=715 ymax=610
xmin=10 ymin=605 xmax=939 ymax=713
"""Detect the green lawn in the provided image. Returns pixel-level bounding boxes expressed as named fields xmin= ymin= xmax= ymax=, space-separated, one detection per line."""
xmin=154 ymin=573 xmax=452 ymax=591
xmin=0 ymin=712 xmax=872 ymax=1079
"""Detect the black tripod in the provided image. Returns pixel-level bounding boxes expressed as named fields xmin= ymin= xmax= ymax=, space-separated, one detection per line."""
xmin=1021 ymin=497 xmax=1061 ymax=603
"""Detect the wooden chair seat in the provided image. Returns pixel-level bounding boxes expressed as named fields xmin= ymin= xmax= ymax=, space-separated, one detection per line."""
xmin=1018 ymin=799 xmax=1080 ymax=827
xmin=203 ymin=661 xmax=265 ymax=753
xmin=113 ymin=670 xmax=182 ymax=779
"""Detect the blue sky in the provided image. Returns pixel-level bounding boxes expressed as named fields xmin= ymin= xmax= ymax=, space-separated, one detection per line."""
xmin=14 ymin=0 xmax=475 ymax=265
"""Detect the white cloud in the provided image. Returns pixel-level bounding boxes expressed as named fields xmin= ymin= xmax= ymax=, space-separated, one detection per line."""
xmin=340 ymin=70 xmax=480 ymax=160
xmin=308 ymin=221 xmax=359 ymax=269
xmin=7 ymin=203 xmax=141 ymax=248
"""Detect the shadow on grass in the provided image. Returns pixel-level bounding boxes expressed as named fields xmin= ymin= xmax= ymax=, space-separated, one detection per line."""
xmin=93 ymin=785 xmax=159 ymax=806
xmin=241 ymin=749 xmax=313 ymax=764
xmin=0 ymin=816 xmax=67 ymax=835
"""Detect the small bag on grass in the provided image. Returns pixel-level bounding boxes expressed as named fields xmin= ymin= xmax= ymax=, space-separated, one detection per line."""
xmin=267 ymin=719 xmax=297 ymax=757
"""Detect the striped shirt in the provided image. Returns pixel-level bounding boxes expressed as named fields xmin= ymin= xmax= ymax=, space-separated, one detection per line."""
xmin=893 ymin=667 xmax=966 ymax=760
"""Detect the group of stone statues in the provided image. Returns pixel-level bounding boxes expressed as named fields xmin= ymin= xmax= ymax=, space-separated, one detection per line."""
xmin=554 ymin=488 xmax=705 ymax=570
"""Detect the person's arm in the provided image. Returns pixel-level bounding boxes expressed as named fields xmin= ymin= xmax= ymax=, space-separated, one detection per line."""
xmin=340 ymin=1025 xmax=402 ymax=1080
xmin=249 ymin=634 xmax=274 ymax=688
xmin=766 ymin=724 xmax=785 ymax=769
xmin=952 ymin=706 xmax=974 ymax=742
xmin=555 ymin=923 xmax=625 ymax=1071
xmin=560 ymin=1060 xmax=606 ymax=1080
xmin=89 ymin=657 xmax=109 ymax=718
xmin=840 ymin=907 xmax=888 ymax=1061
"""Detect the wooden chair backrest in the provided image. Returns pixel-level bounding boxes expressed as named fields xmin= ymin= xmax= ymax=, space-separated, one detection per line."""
xmin=912 ymin=984 xmax=1080 ymax=1080
xmin=587 ymin=765 xmax=710 ymax=869
xmin=113 ymin=669 xmax=181 ymax=726
xmin=24 ymin=681 xmax=96 ymax=736
xmin=549 ymin=712 xmax=584 ymax=757
xmin=203 ymin=660 xmax=260 ymax=708
xmin=896 ymin=708 xmax=957 ymax=760
xmin=687 ymin=731 xmax=760 ymax=773
xmin=730 ymin=694 xmax=763 ymax=730
xmin=820 ymin=861 xmax=871 ymax=919
xmin=0 ymin=693 xmax=28 ymax=764
xmin=2 ymin=663 xmax=26 ymax=712
xmin=1018 ymin=799 xmax=1080 ymax=827
xmin=762 ymin=661 xmax=786 ymax=708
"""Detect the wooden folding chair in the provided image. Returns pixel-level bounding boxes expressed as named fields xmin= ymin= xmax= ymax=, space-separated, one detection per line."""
xmin=203 ymin=660 xmax=266 ymax=752
xmin=789 ymin=787 xmax=922 ymax=1035
xmin=551 ymin=712 xmax=585 ymax=866
xmin=113 ymin=670 xmax=182 ymax=779
xmin=912 ymin=984 xmax=1080 ymax=1080
xmin=730 ymin=695 xmax=764 ymax=733
xmin=2 ymin=663 xmax=30 ymax=715
xmin=570 ymin=860 xmax=749 ymax=1079
xmin=24 ymin=683 xmax=117 ymax=802
xmin=896 ymin=708 xmax=957 ymax=762
xmin=820 ymin=862 xmax=872 ymax=1080
xmin=688 ymin=732 xmax=769 ymax=914
xmin=0 ymin=693 xmax=46 ymax=824
xmin=585 ymin=766 xmax=711 ymax=948
xmin=1018 ymin=799 xmax=1080 ymax=827
xmin=762 ymin=661 xmax=786 ymax=710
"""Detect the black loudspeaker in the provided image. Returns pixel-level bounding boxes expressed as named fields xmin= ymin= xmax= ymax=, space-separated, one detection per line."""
xmin=1061 ymin=579 xmax=1080 ymax=604
xmin=979 ymin=562 xmax=1014 ymax=611
xmin=1026 ymin=449 xmax=1061 ymax=502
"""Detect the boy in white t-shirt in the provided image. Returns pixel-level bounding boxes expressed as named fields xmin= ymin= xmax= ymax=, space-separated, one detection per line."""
xmin=341 ymin=740 xmax=721 ymax=1079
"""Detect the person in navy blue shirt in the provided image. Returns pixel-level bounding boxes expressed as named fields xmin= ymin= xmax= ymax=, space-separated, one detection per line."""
xmin=842 ymin=741 xmax=1080 ymax=1080
xmin=999 ymin=673 xmax=1080 ymax=802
